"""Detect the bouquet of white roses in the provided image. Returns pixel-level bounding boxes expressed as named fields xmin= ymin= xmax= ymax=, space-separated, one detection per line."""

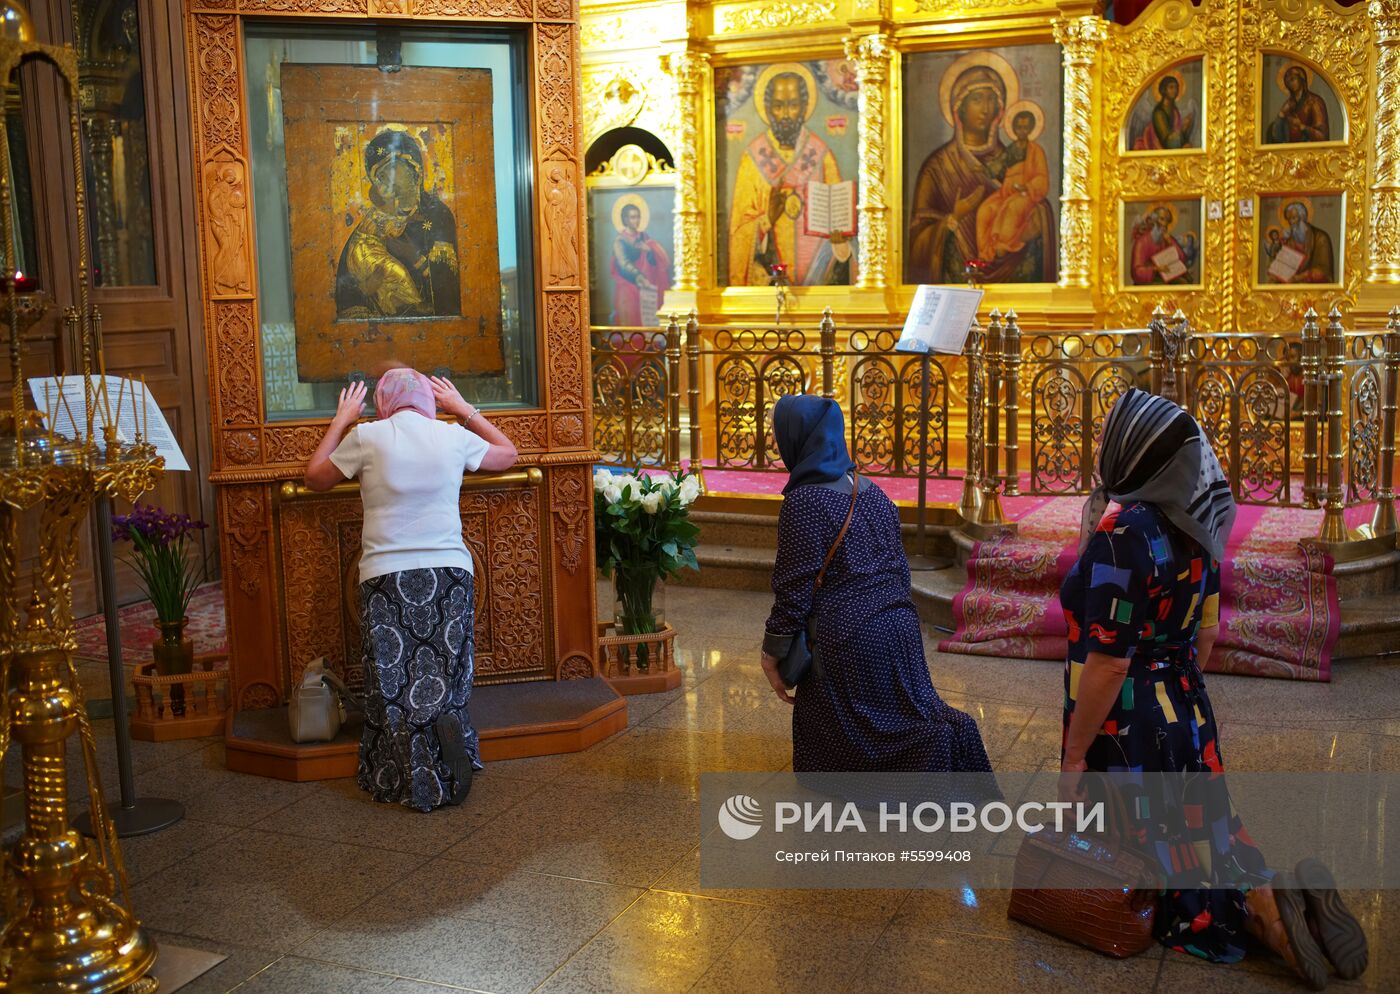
xmin=594 ymin=469 xmax=701 ymax=642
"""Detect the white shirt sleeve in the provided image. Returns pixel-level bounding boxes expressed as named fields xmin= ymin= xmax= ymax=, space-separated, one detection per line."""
xmin=460 ymin=423 xmax=491 ymax=472
xmin=328 ymin=425 xmax=364 ymax=479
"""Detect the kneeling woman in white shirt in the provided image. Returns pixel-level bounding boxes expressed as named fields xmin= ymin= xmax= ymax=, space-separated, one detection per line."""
xmin=304 ymin=367 xmax=518 ymax=812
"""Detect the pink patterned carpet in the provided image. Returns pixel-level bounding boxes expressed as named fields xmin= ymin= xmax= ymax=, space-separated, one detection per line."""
xmin=73 ymin=582 xmax=228 ymax=663
xmin=939 ymin=499 xmax=1363 ymax=682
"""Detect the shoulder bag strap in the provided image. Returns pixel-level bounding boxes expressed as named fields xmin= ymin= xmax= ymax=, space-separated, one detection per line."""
xmin=320 ymin=667 xmax=364 ymax=711
xmin=814 ymin=472 xmax=860 ymax=591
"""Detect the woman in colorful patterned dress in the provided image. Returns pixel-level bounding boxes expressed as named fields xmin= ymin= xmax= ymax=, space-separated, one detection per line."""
xmin=303 ymin=368 xmax=518 ymax=812
xmin=758 ymin=395 xmax=992 ymax=774
xmin=1060 ymin=389 xmax=1366 ymax=987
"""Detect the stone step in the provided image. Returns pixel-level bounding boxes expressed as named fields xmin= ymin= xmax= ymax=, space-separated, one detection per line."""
xmin=690 ymin=511 xmax=782 ymax=551
xmin=1333 ymin=549 xmax=1400 ymax=600
xmin=911 ymin=566 xmax=966 ymax=633
xmin=693 ymin=510 xmax=959 ymax=559
xmin=1335 ymin=590 xmax=1400 ymax=661
xmin=671 ymin=543 xmax=775 ymax=593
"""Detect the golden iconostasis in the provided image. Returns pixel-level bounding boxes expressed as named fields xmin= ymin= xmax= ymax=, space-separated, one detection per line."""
xmin=580 ymin=0 xmax=1395 ymax=332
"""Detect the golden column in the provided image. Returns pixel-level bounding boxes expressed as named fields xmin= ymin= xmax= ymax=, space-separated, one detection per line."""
xmin=1053 ymin=12 xmax=1106 ymax=290
xmin=661 ymin=50 xmax=710 ymax=292
xmin=844 ymin=32 xmax=891 ymax=290
xmin=1370 ymin=0 xmax=1400 ymax=283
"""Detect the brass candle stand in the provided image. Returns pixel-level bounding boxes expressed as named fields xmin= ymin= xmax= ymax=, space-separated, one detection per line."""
xmin=0 ymin=1 xmax=162 ymax=990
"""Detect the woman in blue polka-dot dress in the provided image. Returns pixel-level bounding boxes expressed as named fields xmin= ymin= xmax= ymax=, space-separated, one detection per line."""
xmin=759 ymin=395 xmax=993 ymax=774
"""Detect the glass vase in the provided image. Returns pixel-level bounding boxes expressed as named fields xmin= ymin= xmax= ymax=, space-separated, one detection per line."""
xmin=613 ymin=564 xmax=665 ymax=673
xmin=152 ymin=617 xmax=194 ymax=717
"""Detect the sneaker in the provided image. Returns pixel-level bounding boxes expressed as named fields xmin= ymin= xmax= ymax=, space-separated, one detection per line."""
xmin=435 ymin=712 xmax=474 ymax=807
xmin=1274 ymin=875 xmax=1332 ymax=991
xmin=1295 ymin=858 xmax=1368 ymax=980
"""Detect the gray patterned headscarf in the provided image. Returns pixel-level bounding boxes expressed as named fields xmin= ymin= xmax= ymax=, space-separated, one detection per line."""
xmin=1079 ymin=389 xmax=1236 ymax=563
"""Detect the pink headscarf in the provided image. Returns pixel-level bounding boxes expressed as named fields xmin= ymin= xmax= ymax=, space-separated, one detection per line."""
xmin=374 ymin=367 xmax=436 ymax=420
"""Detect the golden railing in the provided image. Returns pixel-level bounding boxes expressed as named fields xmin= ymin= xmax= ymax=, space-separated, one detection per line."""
xmin=589 ymin=306 xmax=1400 ymax=549
xmin=591 ymin=321 xmax=682 ymax=473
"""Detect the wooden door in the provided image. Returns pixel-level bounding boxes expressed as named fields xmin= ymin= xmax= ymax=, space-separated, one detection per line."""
xmin=15 ymin=0 xmax=212 ymax=615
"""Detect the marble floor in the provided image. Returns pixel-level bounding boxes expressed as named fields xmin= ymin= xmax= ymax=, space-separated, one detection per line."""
xmin=31 ymin=584 xmax=1400 ymax=994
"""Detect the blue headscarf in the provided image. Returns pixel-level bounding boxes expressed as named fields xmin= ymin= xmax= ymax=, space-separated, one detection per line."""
xmin=773 ymin=394 xmax=854 ymax=494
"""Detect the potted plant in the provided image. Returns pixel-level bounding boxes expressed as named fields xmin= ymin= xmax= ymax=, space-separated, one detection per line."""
xmin=593 ymin=469 xmax=700 ymax=671
xmin=111 ymin=503 xmax=208 ymax=681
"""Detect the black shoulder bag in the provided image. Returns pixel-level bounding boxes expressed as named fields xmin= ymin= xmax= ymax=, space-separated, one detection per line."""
xmin=777 ymin=472 xmax=860 ymax=688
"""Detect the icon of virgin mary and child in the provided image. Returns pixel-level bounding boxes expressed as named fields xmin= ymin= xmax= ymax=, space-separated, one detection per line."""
xmin=335 ymin=128 xmax=461 ymax=321
xmin=907 ymin=54 xmax=1057 ymax=284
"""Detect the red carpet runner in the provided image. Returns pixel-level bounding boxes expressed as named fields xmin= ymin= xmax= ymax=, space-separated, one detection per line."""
xmin=940 ymin=499 xmax=1344 ymax=681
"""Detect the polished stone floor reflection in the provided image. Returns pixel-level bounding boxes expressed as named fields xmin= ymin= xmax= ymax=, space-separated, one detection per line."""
xmin=51 ymin=585 xmax=1400 ymax=993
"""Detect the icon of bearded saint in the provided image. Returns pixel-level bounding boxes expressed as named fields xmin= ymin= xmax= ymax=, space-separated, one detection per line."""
xmin=725 ymin=65 xmax=853 ymax=287
xmin=336 ymin=129 xmax=462 ymax=320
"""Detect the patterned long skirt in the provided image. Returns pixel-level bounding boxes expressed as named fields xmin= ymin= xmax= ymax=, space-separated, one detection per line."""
xmin=1071 ymin=656 xmax=1272 ymax=962
xmin=357 ymin=567 xmax=482 ymax=813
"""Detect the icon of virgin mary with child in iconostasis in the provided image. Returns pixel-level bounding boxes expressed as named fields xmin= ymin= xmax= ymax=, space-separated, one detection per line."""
xmin=905 ymin=50 xmax=1059 ymax=285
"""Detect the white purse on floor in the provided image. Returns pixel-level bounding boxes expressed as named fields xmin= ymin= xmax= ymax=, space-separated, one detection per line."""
xmin=289 ymin=658 xmax=353 ymax=743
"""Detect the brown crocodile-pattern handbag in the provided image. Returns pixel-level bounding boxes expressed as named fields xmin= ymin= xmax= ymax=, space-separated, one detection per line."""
xmin=1007 ymin=787 xmax=1161 ymax=958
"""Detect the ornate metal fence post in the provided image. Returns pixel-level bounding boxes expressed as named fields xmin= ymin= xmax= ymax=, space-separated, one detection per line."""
xmin=1320 ymin=307 xmax=1349 ymax=542
xmin=1374 ymin=307 xmax=1400 ymax=536
xmin=820 ymin=307 xmax=836 ymax=400
xmin=961 ymin=317 xmax=985 ymax=523
xmin=977 ymin=310 xmax=1006 ymax=527
xmin=1301 ymin=307 xmax=1322 ymax=509
xmin=1171 ymin=309 xmax=1191 ymax=409
xmin=665 ymin=313 xmax=682 ymax=476
xmin=684 ymin=310 xmax=705 ymax=492
xmin=1001 ymin=310 xmax=1022 ymax=496
xmin=1149 ymin=304 xmax=1168 ymax=398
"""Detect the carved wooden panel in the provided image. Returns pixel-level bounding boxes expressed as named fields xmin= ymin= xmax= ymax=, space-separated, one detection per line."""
xmin=549 ymin=462 xmax=589 ymax=575
xmin=264 ymin=425 xmax=324 ymax=464
xmin=548 ymin=462 xmax=595 ymax=680
xmin=220 ymin=484 xmax=284 ymax=713
xmin=558 ymin=653 xmax=595 ymax=678
xmin=411 ymin=0 xmax=532 ymax=15
xmin=542 ymin=158 xmax=582 ymax=288
xmin=241 ymin=0 xmax=370 ymax=12
xmin=551 ymin=411 xmax=585 ymax=447
xmin=223 ymin=429 xmax=261 ymax=465
xmin=211 ymin=302 xmax=258 ymax=432
xmin=536 ymin=23 xmax=577 ymax=158
xmin=223 ymin=485 xmax=270 ymax=596
xmin=191 ymin=16 xmax=242 ymax=156
xmin=546 ymin=292 xmax=585 ymax=410
xmin=492 ymin=412 xmax=548 ymax=450
xmin=278 ymin=482 xmax=547 ymax=690
xmin=535 ymin=0 xmax=572 ymax=19
xmin=203 ymin=155 xmax=253 ymax=298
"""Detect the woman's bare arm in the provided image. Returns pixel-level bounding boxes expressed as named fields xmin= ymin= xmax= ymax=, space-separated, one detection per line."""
xmin=304 ymin=383 xmax=366 ymax=491
xmin=428 ymin=376 xmax=518 ymax=472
